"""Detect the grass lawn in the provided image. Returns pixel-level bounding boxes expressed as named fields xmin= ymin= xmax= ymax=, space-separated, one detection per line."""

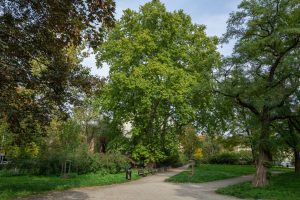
xmin=217 ymin=172 xmax=300 ymax=200
xmin=166 ymin=164 xmax=256 ymax=183
xmin=0 ymin=170 xmax=140 ymax=200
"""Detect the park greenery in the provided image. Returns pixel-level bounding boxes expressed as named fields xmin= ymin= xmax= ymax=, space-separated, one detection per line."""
xmin=217 ymin=172 xmax=300 ymax=200
xmin=0 ymin=170 xmax=140 ymax=200
xmin=167 ymin=164 xmax=256 ymax=183
xmin=0 ymin=0 xmax=300 ymax=199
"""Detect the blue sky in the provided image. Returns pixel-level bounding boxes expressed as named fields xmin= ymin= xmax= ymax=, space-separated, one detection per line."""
xmin=82 ymin=0 xmax=241 ymax=76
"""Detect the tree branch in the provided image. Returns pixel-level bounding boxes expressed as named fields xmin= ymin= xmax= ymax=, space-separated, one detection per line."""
xmin=289 ymin=118 xmax=300 ymax=132
xmin=268 ymin=38 xmax=299 ymax=83
xmin=214 ymin=90 xmax=260 ymax=117
xmin=235 ymin=94 xmax=260 ymax=117
xmin=271 ymin=113 xmax=299 ymax=121
xmin=269 ymin=86 xmax=299 ymax=110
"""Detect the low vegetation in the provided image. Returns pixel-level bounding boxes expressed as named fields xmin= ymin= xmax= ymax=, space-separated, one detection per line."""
xmin=205 ymin=151 xmax=253 ymax=165
xmin=166 ymin=164 xmax=256 ymax=183
xmin=0 ymin=170 xmax=139 ymax=200
xmin=217 ymin=172 xmax=300 ymax=200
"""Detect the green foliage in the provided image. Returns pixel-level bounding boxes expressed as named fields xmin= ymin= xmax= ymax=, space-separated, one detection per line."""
xmin=180 ymin=125 xmax=201 ymax=160
xmin=218 ymin=0 xmax=300 ymax=185
xmin=76 ymin=153 xmax=129 ymax=175
xmin=170 ymin=152 xmax=189 ymax=168
xmin=198 ymin=136 xmax=223 ymax=163
xmin=0 ymin=170 xmax=139 ymax=200
xmin=166 ymin=164 xmax=255 ymax=183
xmin=0 ymin=0 xmax=115 ymax=147
xmin=40 ymin=119 xmax=84 ymax=174
xmin=9 ymin=149 xmax=129 ymax=176
xmin=208 ymin=152 xmax=238 ymax=165
xmin=217 ymin=172 xmax=300 ymax=200
xmin=208 ymin=151 xmax=253 ymax=165
xmin=107 ymin=136 xmax=131 ymax=154
xmin=3 ymin=118 xmax=128 ymax=175
xmin=96 ymin=0 xmax=219 ymax=164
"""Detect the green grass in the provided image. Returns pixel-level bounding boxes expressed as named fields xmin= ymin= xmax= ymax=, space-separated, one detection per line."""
xmin=217 ymin=172 xmax=300 ymax=200
xmin=0 ymin=170 xmax=140 ymax=200
xmin=271 ymin=166 xmax=294 ymax=172
xmin=166 ymin=164 xmax=256 ymax=183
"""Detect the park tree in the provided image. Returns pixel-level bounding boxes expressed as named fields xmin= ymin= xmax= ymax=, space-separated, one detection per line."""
xmin=96 ymin=0 xmax=219 ymax=163
xmin=0 ymin=0 xmax=115 ymax=147
xmin=218 ymin=0 xmax=300 ymax=186
xmin=223 ymin=107 xmax=259 ymax=162
xmin=180 ymin=125 xmax=201 ymax=160
xmin=275 ymin=118 xmax=300 ymax=174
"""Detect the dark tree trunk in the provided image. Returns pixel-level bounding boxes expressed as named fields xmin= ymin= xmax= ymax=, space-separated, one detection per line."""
xmin=295 ymin=150 xmax=300 ymax=174
xmin=252 ymin=113 xmax=272 ymax=187
xmin=252 ymin=147 xmax=272 ymax=186
xmin=99 ymin=137 xmax=107 ymax=153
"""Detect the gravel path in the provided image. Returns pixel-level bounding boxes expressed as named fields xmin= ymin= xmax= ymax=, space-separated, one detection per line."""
xmin=19 ymin=167 xmax=253 ymax=200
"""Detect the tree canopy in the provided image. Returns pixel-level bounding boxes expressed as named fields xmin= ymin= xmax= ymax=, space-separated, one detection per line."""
xmin=96 ymin=0 xmax=219 ymax=163
xmin=0 ymin=0 xmax=115 ymax=146
xmin=218 ymin=0 xmax=300 ymax=186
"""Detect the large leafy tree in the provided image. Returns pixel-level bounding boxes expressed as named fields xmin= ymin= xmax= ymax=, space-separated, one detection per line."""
xmin=0 ymin=0 xmax=115 ymax=146
xmin=218 ymin=0 xmax=300 ymax=186
xmin=96 ymin=0 xmax=219 ymax=163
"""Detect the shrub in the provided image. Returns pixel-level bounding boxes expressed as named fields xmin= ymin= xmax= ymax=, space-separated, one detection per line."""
xmin=208 ymin=151 xmax=253 ymax=165
xmin=154 ymin=151 xmax=189 ymax=168
xmin=5 ymin=150 xmax=129 ymax=176
xmin=209 ymin=152 xmax=239 ymax=164
xmin=72 ymin=152 xmax=129 ymax=175
xmin=237 ymin=151 xmax=254 ymax=165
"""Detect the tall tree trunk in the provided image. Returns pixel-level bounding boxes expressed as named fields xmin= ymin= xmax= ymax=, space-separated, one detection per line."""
xmin=88 ymin=137 xmax=95 ymax=153
xmin=245 ymin=126 xmax=256 ymax=164
xmin=99 ymin=136 xmax=107 ymax=153
xmin=252 ymin=113 xmax=272 ymax=187
xmin=295 ymin=149 xmax=300 ymax=174
xmin=252 ymin=147 xmax=272 ymax=186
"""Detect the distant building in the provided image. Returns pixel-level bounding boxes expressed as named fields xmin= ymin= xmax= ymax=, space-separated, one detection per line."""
xmin=234 ymin=145 xmax=251 ymax=152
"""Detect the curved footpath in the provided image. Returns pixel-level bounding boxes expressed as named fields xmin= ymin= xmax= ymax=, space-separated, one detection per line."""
xmin=19 ymin=167 xmax=252 ymax=200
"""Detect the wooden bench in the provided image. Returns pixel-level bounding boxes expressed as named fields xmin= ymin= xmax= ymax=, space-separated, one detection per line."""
xmin=137 ymin=167 xmax=158 ymax=176
xmin=138 ymin=168 xmax=146 ymax=176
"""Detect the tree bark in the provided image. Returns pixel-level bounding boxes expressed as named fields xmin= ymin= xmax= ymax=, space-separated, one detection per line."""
xmin=88 ymin=137 xmax=95 ymax=153
xmin=252 ymin=113 xmax=272 ymax=187
xmin=252 ymin=147 xmax=272 ymax=186
xmin=99 ymin=136 xmax=107 ymax=153
xmin=295 ymin=150 xmax=300 ymax=174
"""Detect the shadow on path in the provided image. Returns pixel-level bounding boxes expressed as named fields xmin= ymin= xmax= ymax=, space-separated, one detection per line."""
xmin=18 ymin=190 xmax=89 ymax=200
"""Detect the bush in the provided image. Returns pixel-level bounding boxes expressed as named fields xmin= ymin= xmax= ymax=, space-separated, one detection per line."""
xmin=237 ymin=151 xmax=254 ymax=165
xmin=208 ymin=151 xmax=253 ymax=165
xmin=5 ymin=151 xmax=129 ymax=176
xmin=209 ymin=152 xmax=239 ymax=164
xmin=169 ymin=152 xmax=188 ymax=168
xmin=59 ymin=152 xmax=129 ymax=175
xmin=75 ymin=153 xmax=129 ymax=175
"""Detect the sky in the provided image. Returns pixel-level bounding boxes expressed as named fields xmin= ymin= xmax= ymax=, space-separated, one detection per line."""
xmin=82 ymin=0 xmax=241 ymax=77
